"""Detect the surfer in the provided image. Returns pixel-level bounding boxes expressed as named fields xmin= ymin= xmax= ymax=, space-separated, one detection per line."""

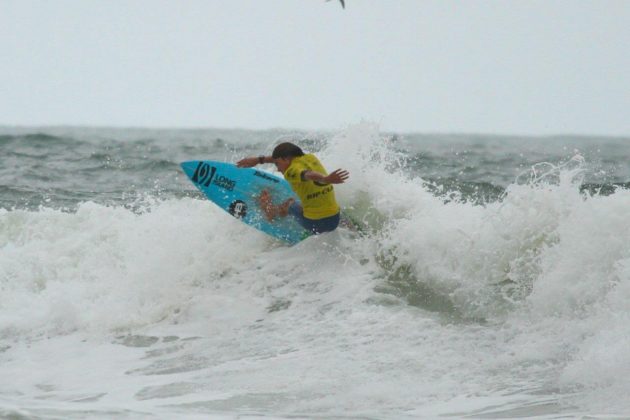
xmin=237 ymin=142 xmax=349 ymax=234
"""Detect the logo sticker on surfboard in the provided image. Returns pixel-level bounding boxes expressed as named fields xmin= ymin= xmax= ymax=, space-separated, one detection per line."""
xmin=228 ymin=200 xmax=247 ymax=218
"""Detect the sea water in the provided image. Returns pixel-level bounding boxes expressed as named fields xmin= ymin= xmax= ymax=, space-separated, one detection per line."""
xmin=1 ymin=123 xmax=629 ymax=418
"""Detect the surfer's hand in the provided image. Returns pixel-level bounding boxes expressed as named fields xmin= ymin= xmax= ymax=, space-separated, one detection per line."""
xmin=324 ymin=169 xmax=350 ymax=184
xmin=236 ymin=157 xmax=258 ymax=168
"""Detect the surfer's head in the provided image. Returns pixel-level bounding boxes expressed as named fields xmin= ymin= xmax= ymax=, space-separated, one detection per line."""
xmin=272 ymin=142 xmax=304 ymax=159
xmin=272 ymin=142 xmax=304 ymax=173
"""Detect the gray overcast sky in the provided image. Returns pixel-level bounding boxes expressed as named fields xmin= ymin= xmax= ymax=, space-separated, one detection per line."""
xmin=1 ymin=0 xmax=629 ymax=135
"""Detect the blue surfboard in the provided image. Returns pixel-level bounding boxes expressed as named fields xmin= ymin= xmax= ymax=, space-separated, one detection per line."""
xmin=181 ymin=160 xmax=311 ymax=244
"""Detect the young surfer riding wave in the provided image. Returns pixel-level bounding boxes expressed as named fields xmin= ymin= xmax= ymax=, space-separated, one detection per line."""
xmin=237 ymin=142 xmax=349 ymax=234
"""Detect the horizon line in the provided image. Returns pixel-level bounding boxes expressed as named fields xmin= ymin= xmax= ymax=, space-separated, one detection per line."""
xmin=0 ymin=123 xmax=628 ymax=139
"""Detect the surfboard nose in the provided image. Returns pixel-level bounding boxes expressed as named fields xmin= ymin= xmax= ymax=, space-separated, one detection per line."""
xmin=180 ymin=161 xmax=200 ymax=178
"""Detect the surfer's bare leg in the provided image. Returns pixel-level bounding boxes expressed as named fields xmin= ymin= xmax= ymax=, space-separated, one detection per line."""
xmin=258 ymin=190 xmax=274 ymax=221
xmin=258 ymin=190 xmax=294 ymax=221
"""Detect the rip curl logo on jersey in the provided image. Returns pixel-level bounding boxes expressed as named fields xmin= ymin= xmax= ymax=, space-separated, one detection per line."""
xmin=229 ymin=200 xmax=247 ymax=219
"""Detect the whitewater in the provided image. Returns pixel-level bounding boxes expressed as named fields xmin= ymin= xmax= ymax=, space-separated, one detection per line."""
xmin=1 ymin=123 xmax=630 ymax=418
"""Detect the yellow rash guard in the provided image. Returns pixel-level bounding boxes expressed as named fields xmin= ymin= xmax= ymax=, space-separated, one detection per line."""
xmin=283 ymin=154 xmax=340 ymax=220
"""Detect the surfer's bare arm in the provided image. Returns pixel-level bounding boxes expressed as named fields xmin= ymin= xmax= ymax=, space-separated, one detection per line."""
xmin=236 ymin=156 xmax=271 ymax=168
xmin=303 ymin=169 xmax=349 ymax=184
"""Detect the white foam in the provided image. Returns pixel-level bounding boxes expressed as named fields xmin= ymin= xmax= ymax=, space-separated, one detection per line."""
xmin=2 ymin=123 xmax=630 ymax=417
xmin=0 ymin=198 xmax=271 ymax=338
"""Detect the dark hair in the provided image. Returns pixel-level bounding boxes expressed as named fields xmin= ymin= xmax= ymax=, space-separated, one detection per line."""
xmin=272 ymin=142 xmax=305 ymax=159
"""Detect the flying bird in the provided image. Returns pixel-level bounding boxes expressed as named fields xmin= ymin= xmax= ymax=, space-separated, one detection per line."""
xmin=326 ymin=0 xmax=345 ymax=9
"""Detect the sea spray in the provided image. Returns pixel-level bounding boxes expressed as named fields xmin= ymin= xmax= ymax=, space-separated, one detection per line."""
xmin=1 ymin=124 xmax=630 ymax=417
xmin=0 ymin=198 xmax=270 ymax=339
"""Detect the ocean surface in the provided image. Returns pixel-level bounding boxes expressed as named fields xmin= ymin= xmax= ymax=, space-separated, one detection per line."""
xmin=1 ymin=123 xmax=630 ymax=419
